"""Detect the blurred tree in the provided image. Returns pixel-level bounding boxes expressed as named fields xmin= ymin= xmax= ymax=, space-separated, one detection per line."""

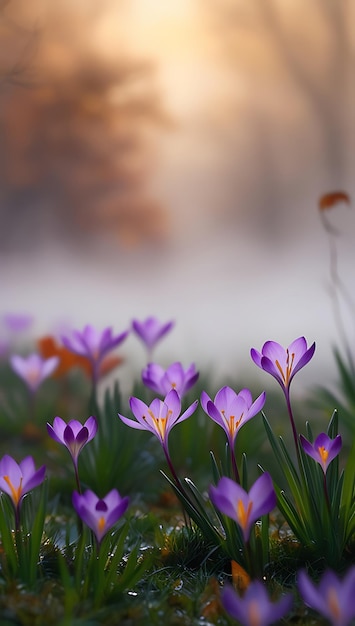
xmin=0 ymin=1 xmax=169 ymax=251
xmin=202 ymin=0 xmax=354 ymax=240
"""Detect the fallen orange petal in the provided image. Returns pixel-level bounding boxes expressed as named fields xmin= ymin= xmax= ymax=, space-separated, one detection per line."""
xmin=231 ymin=560 xmax=250 ymax=592
xmin=319 ymin=191 xmax=351 ymax=211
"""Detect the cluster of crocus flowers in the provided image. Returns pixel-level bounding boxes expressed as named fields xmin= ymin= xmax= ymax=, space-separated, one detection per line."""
xmin=132 ymin=316 xmax=174 ymax=360
xmin=72 ymin=488 xmax=129 ymax=547
xmin=201 ymin=386 xmax=266 ymax=482
xmin=47 ymin=416 xmax=98 ymax=491
xmin=209 ymin=473 xmax=276 ymax=542
xmin=62 ymin=325 xmax=129 ymax=386
xmin=10 ymin=353 xmax=59 ymax=393
xmin=142 ymin=361 xmax=199 ymax=397
xmin=0 ymin=455 xmax=46 ymax=529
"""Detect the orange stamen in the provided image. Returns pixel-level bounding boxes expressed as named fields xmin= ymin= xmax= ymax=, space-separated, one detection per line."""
xmin=98 ymin=516 xmax=106 ymax=533
xmin=318 ymin=446 xmax=329 ymax=465
xmin=3 ymin=475 xmax=23 ymax=506
xmin=275 ymin=350 xmax=295 ymax=386
xmin=248 ymin=601 xmax=261 ymax=626
xmin=237 ymin=499 xmax=253 ymax=530
xmin=327 ymin=587 xmax=341 ymax=621
xmin=221 ymin=410 xmax=243 ymax=436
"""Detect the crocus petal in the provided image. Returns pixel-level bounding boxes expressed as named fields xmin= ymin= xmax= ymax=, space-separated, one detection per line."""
xmin=0 ymin=454 xmax=21 ymax=479
xmin=200 ymin=390 xmax=212 ymax=413
xmin=118 ymin=413 xmax=148 ymax=431
xmin=248 ymin=473 xmax=276 ymax=520
xmin=298 ymin=570 xmax=328 ymax=615
xmin=206 ymin=400 xmax=229 ymax=430
xmin=41 ymin=356 xmax=59 ymax=378
xmin=221 ymin=584 xmax=247 ymax=623
xmin=290 ymin=342 xmax=316 ymax=379
xmin=129 ymin=396 xmax=151 ymax=423
xmin=47 ymin=416 xmax=67 ymax=443
xmin=171 ymin=399 xmax=198 ymax=426
xmin=164 ymin=388 xmax=181 ymax=419
xmin=248 ymin=391 xmax=266 ymax=417
xmin=299 ymin=434 xmax=317 ymax=459
xmin=75 ymin=427 xmax=90 ymax=448
xmin=106 ymin=497 xmax=130 ymax=527
xmin=22 ymin=465 xmax=46 ymax=493
xmin=209 ymin=477 xmax=247 ymax=521
xmin=84 ymin=416 xmax=98 ymax=439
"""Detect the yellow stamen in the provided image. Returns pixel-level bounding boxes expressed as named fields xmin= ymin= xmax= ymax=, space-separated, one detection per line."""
xmin=3 ymin=475 xmax=23 ymax=506
xmin=327 ymin=587 xmax=341 ymax=621
xmin=248 ymin=600 xmax=261 ymax=626
xmin=237 ymin=499 xmax=253 ymax=530
xmin=147 ymin=409 xmax=172 ymax=439
xmin=318 ymin=446 xmax=329 ymax=466
xmin=98 ymin=516 xmax=106 ymax=533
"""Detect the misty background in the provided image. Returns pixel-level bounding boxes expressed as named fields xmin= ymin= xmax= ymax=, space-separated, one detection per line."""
xmin=1 ymin=0 xmax=354 ymax=392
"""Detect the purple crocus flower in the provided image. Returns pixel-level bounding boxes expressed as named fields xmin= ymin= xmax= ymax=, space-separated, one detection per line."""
xmin=0 ymin=455 xmax=46 ymax=527
xmin=10 ymin=353 xmax=59 ymax=393
xmin=62 ymin=325 xmax=129 ymax=383
xmin=118 ymin=389 xmax=198 ymax=485
xmin=118 ymin=389 xmax=198 ymax=456
xmin=201 ymin=386 xmax=265 ymax=450
xmin=209 ymin=473 xmax=276 ymax=542
xmin=250 ymin=337 xmax=315 ymax=394
xmin=201 ymin=386 xmax=265 ymax=482
xmin=132 ymin=316 xmax=174 ymax=358
xmin=300 ymin=433 xmax=342 ymax=474
xmin=3 ymin=313 xmax=34 ymax=333
xmin=142 ymin=362 xmax=199 ymax=397
xmin=72 ymin=488 xmax=129 ymax=546
xmin=222 ymin=581 xmax=293 ymax=626
xmin=250 ymin=337 xmax=315 ymax=461
xmin=298 ymin=567 xmax=355 ymax=626
xmin=47 ymin=416 xmax=98 ymax=490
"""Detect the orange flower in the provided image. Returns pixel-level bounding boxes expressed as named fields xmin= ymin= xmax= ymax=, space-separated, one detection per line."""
xmin=37 ymin=335 xmax=123 ymax=379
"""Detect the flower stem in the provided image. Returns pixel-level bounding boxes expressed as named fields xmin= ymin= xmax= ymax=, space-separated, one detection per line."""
xmin=73 ymin=461 xmax=82 ymax=494
xmin=163 ymin=447 xmax=192 ymax=526
xmin=284 ymin=388 xmax=301 ymax=469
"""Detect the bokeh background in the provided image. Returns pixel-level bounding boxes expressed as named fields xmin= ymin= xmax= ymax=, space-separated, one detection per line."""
xmin=1 ymin=0 xmax=354 ymax=392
